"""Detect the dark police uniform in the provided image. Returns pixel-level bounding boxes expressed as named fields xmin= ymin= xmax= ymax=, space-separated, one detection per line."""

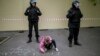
xmin=66 ymin=1 xmax=83 ymax=46
xmin=24 ymin=3 xmax=42 ymax=43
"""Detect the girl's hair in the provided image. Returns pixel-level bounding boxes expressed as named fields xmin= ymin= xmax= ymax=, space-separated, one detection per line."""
xmin=44 ymin=36 xmax=52 ymax=43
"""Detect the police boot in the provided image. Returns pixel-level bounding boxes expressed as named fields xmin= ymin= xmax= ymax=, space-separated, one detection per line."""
xmin=27 ymin=35 xmax=32 ymax=43
xmin=74 ymin=42 xmax=81 ymax=46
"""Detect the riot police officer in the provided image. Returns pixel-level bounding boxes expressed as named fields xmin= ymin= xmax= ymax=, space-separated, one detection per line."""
xmin=24 ymin=1 xmax=42 ymax=43
xmin=66 ymin=1 xmax=83 ymax=47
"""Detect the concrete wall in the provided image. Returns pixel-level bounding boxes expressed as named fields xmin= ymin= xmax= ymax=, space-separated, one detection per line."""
xmin=0 ymin=0 xmax=100 ymax=31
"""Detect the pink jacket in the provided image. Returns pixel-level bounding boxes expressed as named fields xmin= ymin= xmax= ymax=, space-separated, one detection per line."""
xmin=39 ymin=36 xmax=52 ymax=53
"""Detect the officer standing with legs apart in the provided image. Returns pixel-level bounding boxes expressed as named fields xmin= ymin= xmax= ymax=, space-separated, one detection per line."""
xmin=66 ymin=1 xmax=83 ymax=47
xmin=24 ymin=0 xmax=42 ymax=43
